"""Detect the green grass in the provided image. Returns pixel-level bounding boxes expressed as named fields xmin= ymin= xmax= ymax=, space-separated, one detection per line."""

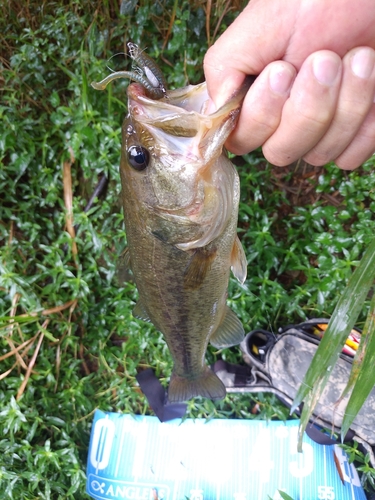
xmin=1 ymin=1 xmax=375 ymax=498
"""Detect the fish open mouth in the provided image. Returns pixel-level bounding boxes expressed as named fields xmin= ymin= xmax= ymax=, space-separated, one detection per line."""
xmin=127 ymin=81 xmax=210 ymax=119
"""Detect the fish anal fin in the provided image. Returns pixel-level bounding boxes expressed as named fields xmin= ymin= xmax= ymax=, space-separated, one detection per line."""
xmin=168 ymin=367 xmax=226 ymax=403
xmin=210 ymin=306 xmax=245 ymax=348
xmin=133 ymin=300 xmax=151 ymax=323
xmin=231 ymin=236 xmax=247 ymax=284
xmin=183 ymin=246 xmax=217 ymax=290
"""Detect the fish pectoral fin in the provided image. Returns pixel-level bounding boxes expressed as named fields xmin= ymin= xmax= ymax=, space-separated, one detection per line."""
xmin=133 ymin=300 xmax=151 ymax=323
xmin=116 ymin=247 xmax=133 ymax=285
xmin=210 ymin=306 xmax=245 ymax=348
xmin=231 ymin=236 xmax=247 ymax=284
xmin=168 ymin=367 xmax=226 ymax=403
xmin=183 ymin=246 xmax=217 ymax=290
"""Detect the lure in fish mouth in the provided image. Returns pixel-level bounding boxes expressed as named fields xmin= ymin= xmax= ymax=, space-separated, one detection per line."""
xmin=91 ymin=42 xmax=167 ymax=99
xmin=92 ymin=43 xmax=253 ymax=403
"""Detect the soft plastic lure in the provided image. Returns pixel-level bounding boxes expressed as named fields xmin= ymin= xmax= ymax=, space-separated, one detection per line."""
xmin=91 ymin=42 xmax=167 ymax=99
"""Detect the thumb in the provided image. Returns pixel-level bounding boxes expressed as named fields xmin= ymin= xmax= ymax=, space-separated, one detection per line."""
xmin=203 ymin=0 xmax=294 ymax=108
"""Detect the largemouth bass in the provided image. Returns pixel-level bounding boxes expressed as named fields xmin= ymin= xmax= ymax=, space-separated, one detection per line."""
xmin=92 ymin=46 xmax=251 ymax=403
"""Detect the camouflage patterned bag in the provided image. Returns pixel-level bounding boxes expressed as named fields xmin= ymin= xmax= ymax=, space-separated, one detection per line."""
xmin=213 ymin=318 xmax=375 ymax=465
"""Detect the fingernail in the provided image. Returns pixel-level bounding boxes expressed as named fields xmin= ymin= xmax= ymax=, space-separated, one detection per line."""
xmin=313 ymin=53 xmax=341 ymax=86
xmin=351 ymin=47 xmax=375 ymax=79
xmin=269 ymin=65 xmax=295 ymax=94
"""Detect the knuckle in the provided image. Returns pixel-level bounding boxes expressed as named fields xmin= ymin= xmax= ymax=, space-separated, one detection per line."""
xmin=339 ymin=98 xmax=374 ymax=124
xmin=294 ymin=106 xmax=333 ymax=130
xmin=250 ymin=113 xmax=279 ymax=136
xmin=359 ymin=110 xmax=375 ymax=141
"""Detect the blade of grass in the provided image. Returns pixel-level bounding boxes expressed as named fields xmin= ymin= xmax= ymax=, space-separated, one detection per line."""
xmin=0 ymin=316 xmax=40 ymax=330
xmin=278 ymin=492 xmax=295 ymax=500
xmin=340 ymin=292 xmax=375 ymax=438
xmin=37 ymin=321 xmax=59 ymax=343
xmin=331 ymin=293 xmax=375 ymax=410
xmin=292 ymin=236 xmax=375 ymax=451
xmin=80 ymin=41 xmax=89 ymax=113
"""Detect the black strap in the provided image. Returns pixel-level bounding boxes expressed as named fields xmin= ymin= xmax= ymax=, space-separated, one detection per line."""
xmin=305 ymin=422 xmax=356 ymax=445
xmin=136 ymin=369 xmax=187 ymax=422
xmin=305 ymin=423 xmax=339 ymax=445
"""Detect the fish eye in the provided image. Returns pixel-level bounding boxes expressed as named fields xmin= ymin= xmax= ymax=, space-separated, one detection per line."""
xmin=127 ymin=145 xmax=150 ymax=171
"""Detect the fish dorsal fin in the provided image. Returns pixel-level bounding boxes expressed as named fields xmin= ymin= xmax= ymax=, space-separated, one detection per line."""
xmin=231 ymin=236 xmax=247 ymax=284
xmin=133 ymin=300 xmax=151 ymax=323
xmin=183 ymin=246 xmax=217 ymax=290
xmin=210 ymin=306 xmax=245 ymax=348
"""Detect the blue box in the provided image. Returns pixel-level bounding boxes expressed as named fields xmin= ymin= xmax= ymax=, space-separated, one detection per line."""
xmin=86 ymin=410 xmax=365 ymax=500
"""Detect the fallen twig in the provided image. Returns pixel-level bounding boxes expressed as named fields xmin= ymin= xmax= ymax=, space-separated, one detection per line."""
xmin=16 ymin=319 xmax=49 ymax=400
xmin=62 ymin=147 xmax=78 ymax=260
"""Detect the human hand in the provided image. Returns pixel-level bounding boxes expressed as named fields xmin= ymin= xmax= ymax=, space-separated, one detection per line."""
xmin=204 ymin=0 xmax=375 ymax=169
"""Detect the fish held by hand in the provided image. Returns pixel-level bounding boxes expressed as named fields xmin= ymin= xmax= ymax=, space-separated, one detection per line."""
xmin=92 ymin=45 xmax=254 ymax=403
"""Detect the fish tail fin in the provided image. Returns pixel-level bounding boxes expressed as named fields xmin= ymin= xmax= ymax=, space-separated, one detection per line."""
xmin=168 ymin=367 xmax=226 ymax=403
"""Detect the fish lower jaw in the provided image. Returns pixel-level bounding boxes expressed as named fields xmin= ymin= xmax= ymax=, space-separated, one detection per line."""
xmin=168 ymin=367 xmax=226 ymax=403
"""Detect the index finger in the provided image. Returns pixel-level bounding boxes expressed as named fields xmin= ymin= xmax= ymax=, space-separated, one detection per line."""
xmin=203 ymin=2 xmax=291 ymax=108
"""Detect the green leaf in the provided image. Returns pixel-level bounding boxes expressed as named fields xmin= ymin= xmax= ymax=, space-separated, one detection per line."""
xmin=278 ymin=492 xmax=295 ymax=500
xmin=37 ymin=322 xmax=59 ymax=343
xmin=292 ymin=236 xmax=375 ymax=450
xmin=341 ymin=292 xmax=375 ymax=437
